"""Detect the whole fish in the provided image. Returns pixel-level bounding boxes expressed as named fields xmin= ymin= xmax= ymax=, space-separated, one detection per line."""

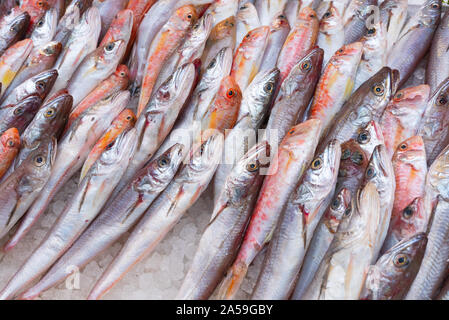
xmin=235 ymin=2 xmax=260 ymax=49
xmin=92 ymin=0 xmax=127 ymax=40
xmin=406 ymin=196 xmax=449 ymax=300
xmin=319 ymin=67 xmax=399 ymax=150
xmin=387 ymin=0 xmax=441 ymax=87
xmin=2 ymin=91 xmax=128 ymax=252
xmin=177 ymin=141 xmax=270 ymax=300
xmin=0 ymin=128 xmax=137 ymax=301
xmin=265 ymin=47 xmax=323 ymax=147
xmin=255 ymin=0 xmax=287 ymax=26
xmin=205 ymin=0 xmax=238 ymax=28
xmin=418 ymin=77 xmax=449 ymax=165
xmin=20 ymin=143 xmax=185 ymax=300
xmin=308 ymin=42 xmax=363 ymax=138
xmin=230 ymin=26 xmax=269 ymax=92
xmin=201 ymin=16 xmax=236 ymax=74
xmin=27 ymin=8 xmax=58 ymax=62
xmin=0 ymin=95 xmax=42 ymax=134
xmin=88 ymin=132 xmax=224 ymax=300
xmin=316 ymin=3 xmax=344 ymax=67
xmin=154 ymin=47 xmax=233 ymax=160
xmin=80 ymin=108 xmax=136 ymax=181
xmin=0 ymin=7 xmax=30 ymax=56
xmin=214 ymin=68 xmax=279 ymax=203
xmin=114 ymin=64 xmax=195 ymax=197
xmin=20 ymin=0 xmax=50 ymax=34
xmin=217 ymin=119 xmax=322 ymax=300
xmin=137 ymin=5 xmax=198 ymax=117
xmin=382 ymin=136 xmax=428 ymax=253
xmin=0 ymin=69 xmax=58 ymax=107
xmin=67 ymin=64 xmax=129 ymax=128
xmin=259 ymin=13 xmax=290 ymax=72
xmin=49 ymin=7 xmax=101 ymax=96
xmin=1 ymin=41 xmax=62 ymax=100
xmin=0 ymin=39 xmax=33 ymax=97
xmin=361 ymin=144 xmax=395 ymax=261
xmin=354 ymin=22 xmax=387 ymax=91
xmin=0 ymin=137 xmax=56 ymax=240
xmin=0 ymin=128 xmax=20 ymax=179
xmin=427 ymin=10 xmax=449 ymax=94
xmin=67 ymin=39 xmax=126 ymax=106
xmin=303 ymin=181 xmax=381 ymax=300
xmin=276 ymin=7 xmax=319 ymax=87
xmin=379 ymin=0 xmax=408 ymax=53
xmin=342 ymin=0 xmax=377 ymax=44
xmin=251 ymin=139 xmax=341 ymax=300
xmin=380 ymin=85 xmax=430 ymax=158
xmin=290 ymin=188 xmax=352 ymax=300
xmin=361 ymin=233 xmax=427 ymax=300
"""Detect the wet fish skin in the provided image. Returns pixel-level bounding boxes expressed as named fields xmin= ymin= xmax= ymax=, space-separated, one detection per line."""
xmin=216 ymin=119 xmax=322 ymax=300
xmin=178 ymin=141 xmax=270 ymax=300
xmin=53 ymin=0 xmax=84 ymax=46
xmin=343 ymin=0 xmax=377 ymax=45
xmin=0 ymin=94 xmax=42 ymax=135
xmin=125 ymin=0 xmax=157 ymax=55
xmin=380 ymin=85 xmax=430 ymax=158
xmin=259 ymin=13 xmax=290 ymax=72
xmin=0 ymin=39 xmax=33 ymax=97
xmin=28 ymin=8 xmax=58 ymax=61
xmin=427 ymin=10 xmax=449 ymax=94
xmin=67 ymin=39 xmax=126 ymax=106
xmin=251 ymin=139 xmax=341 ymax=300
xmin=0 ymin=128 xmax=20 ymax=179
xmin=387 ymin=0 xmax=441 ymax=87
xmin=0 ymin=7 xmax=30 ymax=56
xmin=379 ymin=0 xmax=408 ymax=53
xmin=235 ymin=2 xmax=260 ymax=49
xmin=20 ymin=143 xmax=185 ymax=300
xmin=2 ymin=91 xmax=129 ymax=252
xmin=99 ymin=9 xmax=133 ymax=63
xmin=255 ymin=0 xmax=287 ymax=26
xmin=0 ymin=136 xmax=56 ymax=240
xmin=437 ymin=277 xmax=449 ymax=300
xmin=205 ymin=0 xmax=238 ymax=28
xmin=20 ymin=0 xmax=50 ymax=34
xmin=290 ymin=188 xmax=352 ymax=300
xmin=382 ymin=136 xmax=427 ymax=253
xmin=361 ymin=233 xmax=427 ymax=300
xmin=406 ymin=196 xmax=449 ymax=300
xmin=265 ymin=47 xmax=323 ymax=147
xmin=88 ymin=132 xmax=224 ymax=300
xmin=316 ymin=3 xmax=344 ymax=66
xmin=284 ymin=0 xmax=300 ymax=27
xmin=92 ymin=0 xmax=127 ymax=40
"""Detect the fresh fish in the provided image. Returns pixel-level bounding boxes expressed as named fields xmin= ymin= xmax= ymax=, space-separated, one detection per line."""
xmin=255 ymin=0 xmax=287 ymax=26
xmin=0 ymin=128 xmax=20 ymax=179
xmin=0 ymin=137 xmax=56 ymax=240
xmin=92 ymin=0 xmax=127 ymax=40
xmin=0 ymin=7 xmax=30 ymax=56
xmin=177 ymin=141 xmax=270 ymax=300
xmin=53 ymin=3 xmax=81 ymax=47
xmin=217 ymin=119 xmax=322 ymax=300
xmin=20 ymin=143 xmax=185 ymax=300
xmin=49 ymin=7 xmax=101 ymax=96
xmin=0 ymin=128 xmax=137 ymax=301
xmin=427 ymin=10 xmax=449 ymax=94
xmin=0 ymin=95 xmax=42 ymax=134
xmin=88 ymin=132 xmax=224 ymax=300
xmin=2 ymin=91 xmax=128 ymax=252
xmin=0 ymin=0 xmax=19 ymax=17
xmin=137 ymin=5 xmax=198 ymax=117
xmin=361 ymin=233 xmax=427 ymax=300
xmin=284 ymin=0 xmax=300 ymax=27
xmin=406 ymin=196 xmax=449 ymax=300
xmin=342 ymin=0 xmax=377 ymax=44
xmin=67 ymin=39 xmax=126 ymax=106
xmin=316 ymin=3 xmax=344 ymax=66
xmin=379 ymin=0 xmax=408 ymax=53
xmin=0 ymin=69 xmax=58 ymax=107
xmin=418 ymin=77 xmax=449 ymax=165
xmin=235 ymin=2 xmax=260 ymax=49
xmin=231 ymin=26 xmax=269 ymax=92
xmin=290 ymin=188 xmax=352 ymax=300
xmin=387 ymin=0 xmax=441 ymax=87
xmin=0 ymin=39 xmax=33 ymax=97
xmin=20 ymin=0 xmax=50 ymax=34
xmin=437 ymin=277 xmax=449 ymax=300
xmin=308 ymin=42 xmax=363 ymax=138
xmin=303 ymin=181 xmax=381 ymax=300
xmin=205 ymin=0 xmax=238 ymax=28
xmin=380 ymin=85 xmax=430 ymax=158
xmin=265 ymin=47 xmax=323 ymax=147
xmin=276 ymin=7 xmax=319 ymax=87
xmin=251 ymin=139 xmax=340 ymax=300
xmin=381 ymin=136 xmax=427 ymax=253
xmin=125 ymin=0 xmax=157 ymax=55
xmin=27 ymin=8 xmax=58 ymax=62
xmin=259 ymin=13 xmax=290 ymax=72
xmin=80 ymin=108 xmax=136 ymax=181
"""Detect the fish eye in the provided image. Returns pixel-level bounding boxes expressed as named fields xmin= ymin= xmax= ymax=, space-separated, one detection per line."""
xmin=437 ymin=94 xmax=448 ymax=106
xmin=10 ymin=23 xmax=21 ymax=32
xmin=43 ymin=47 xmax=54 ymax=55
xmin=311 ymin=157 xmax=323 ymax=170
xmin=431 ymin=3 xmax=440 ymax=9
xmin=367 ymin=28 xmax=376 ymax=35
xmin=246 ymin=161 xmax=259 ymax=172
xmin=338 ymin=48 xmax=344 ymax=54
xmin=37 ymin=19 xmax=44 ymax=27
xmin=372 ymin=83 xmax=385 ymax=96
xmin=208 ymin=59 xmax=216 ymax=69
xmin=105 ymin=42 xmax=115 ymax=52
xmin=366 ymin=166 xmax=375 ymax=179
xmin=37 ymin=1 xmax=44 ymax=7
xmin=331 ymin=197 xmax=341 ymax=210
xmin=44 ymin=107 xmax=56 ymax=118
xmin=301 ymin=60 xmax=312 ymax=71
xmin=338 ymin=168 xmax=347 ymax=177
xmin=6 ymin=139 xmax=15 ymax=147
xmin=264 ymin=83 xmax=273 ymax=93
xmin=344 ymin=205 xmax=352 ymax=216
xmin=323 ymin=11 xmax=332 ymax=18
xmin=126 ymin=115 xmax=132 ymax=121
xmin=399 ymin=143 xmax=408 ymax=150
xmin=393 ymin=253 xmax=409 ymax=267
xmin=279 ymin=14 xmax=286 ymax=19
xmin=351 ymin=151 xmax=364 ymax=165
xmin=309 ymin=13 xmax=315 ymax=18
xmin=357 ymin=131 xmax=371 ymax=144
xmin=36 ymin=81 xmax=45 ymax=91
xmin=13 ymin=107 xmax=23 ymax=115
xmin=341 ymin=149 xmax=351 ymax=160
xmin=402 ymin=205 xmax=414 ymax=219
xmin=239 ymin=5 xmax=247 ymax=10
xmin=187 ymin=13 xmax=192 ymax=19
xmin=119 ymin=71 xmax=126 ymax=77
xmin=395 ymin=92 xmax=403 ymax=99
xmin=158 ymin=156 xmax=170 ymax=167
xmin=226 ymin=89 xmax=235 ymax=98
xmin=34 ymin=155 xmax=46 ymax=166
xmin=200 ymin=144 xmax=205 ymax=154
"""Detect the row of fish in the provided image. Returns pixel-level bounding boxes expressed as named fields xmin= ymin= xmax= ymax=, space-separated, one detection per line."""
xmin=0 ymin=0 xmax=448 ymax=300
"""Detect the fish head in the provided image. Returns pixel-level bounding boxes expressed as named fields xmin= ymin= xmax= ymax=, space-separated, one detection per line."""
xmin=364 ymin=144 xmax=395 ymax=195
xmin=202 ymin=47 xmax=233 ymax=84
xmin=31 ymin=7 xmax=57 ymax=41
xmin=1 ymin=7 xmax=30 ymax=39
xmin=173 ymin=4 xmax=198 ymax=28
xmin=214 ymin=75 xmax=242 ymax=116
xmin=38 ymin=41 xmax=62 ymax=58
xmin=297 ymin=6 xmax=319 ymax=27
xmin=391 ymin=84 xmax=430 ymax=106
xmin=32 ymin=69 xmax=58 ymax=98
xmin=428 ymin=144 xmax=449 ymax=200
xmin=331 ymin=41 xmax=363 ymax=66
xmin=392 ymin=197 xmax=427 ymax=241
xmin=420 ymin=0 xmax=442 ymax=25
xmin=11 ymin=94 xmax=42 ymax=119
xmin=209 ymin=16 xmax=236 ymax=41
xmin=393 ymin=136 xmax=426 ymax=166
xmin=188 ymin=131 xmax=223 ymax=177
xmin=281 ymin=119 xmax=322 ymax=155
xmin=188 ymin=13 xmax=213 ymax=44
xmin=271 ymin=13 xmax=290 ymax=30
xmin=428 ymin=77 xmax=449 ymax=111
xmin=24 ymin=135 xmax=57 ymax=181
xmin=339 ymin=140 xmax=369 ymax=181
xmin=325 ymin=188 xmax=352 ymax=233
xmin=0 ymin=127 xmax=20 ymax=151
xmin=237 ymin=2 xmax=257 ymax=19
xmin=240 ymin=26 xmax=269 ymax=48
xmin=114 ymin=109 xmax=136 ymax=130
xmin=319 ymin=3 xmax=343 ymax=32
xmin=99 ymin=39 xmax=126 ymax=65
xmin=32 ymin=89 xmax=73 ymax=132
xmin=356 ymin=120 xmax=385 ymax=157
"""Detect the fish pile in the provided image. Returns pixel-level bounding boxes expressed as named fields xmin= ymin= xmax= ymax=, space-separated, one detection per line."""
xmin=0 ymin=0 xmax=448 ymax=301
